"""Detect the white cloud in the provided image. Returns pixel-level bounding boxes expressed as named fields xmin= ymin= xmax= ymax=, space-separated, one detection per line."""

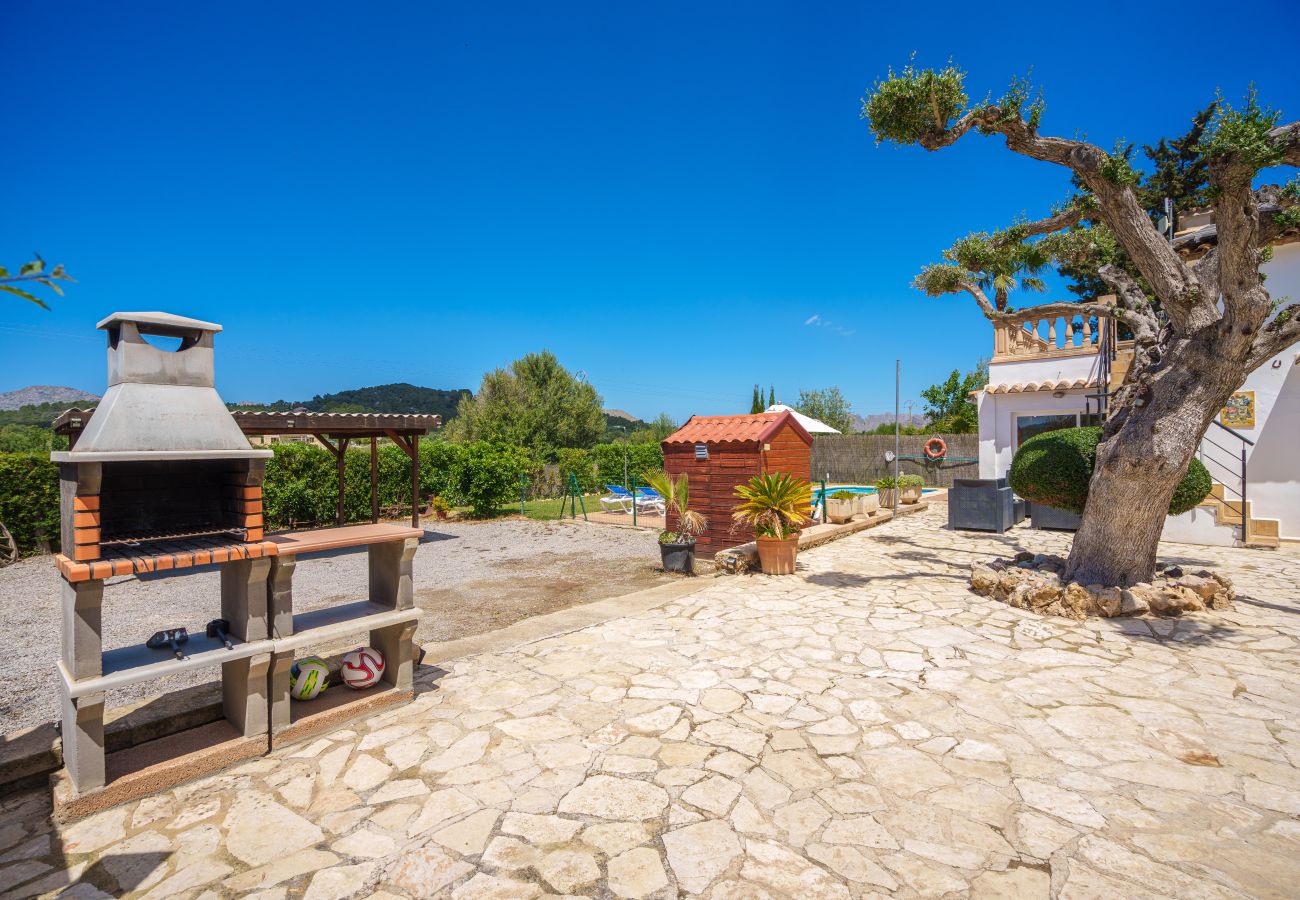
xmin=803 ymin=313 xmax=855 ymax=337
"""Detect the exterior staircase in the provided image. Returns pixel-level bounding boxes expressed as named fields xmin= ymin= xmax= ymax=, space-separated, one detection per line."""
xmin=1198 ymin=483 xmax=1281 ymax=548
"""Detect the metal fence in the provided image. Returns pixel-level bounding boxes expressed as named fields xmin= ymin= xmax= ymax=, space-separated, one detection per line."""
xmin=810 ymin=433 xmax=979 ymax=488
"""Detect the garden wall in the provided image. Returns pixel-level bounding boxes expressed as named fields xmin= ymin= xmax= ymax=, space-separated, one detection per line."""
xmin=811 ymin=433 xmax=978 ymax=487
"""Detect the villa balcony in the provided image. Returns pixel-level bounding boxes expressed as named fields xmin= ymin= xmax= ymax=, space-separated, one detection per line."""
xmin=990 ymin=298 xmax=1135 ymax=392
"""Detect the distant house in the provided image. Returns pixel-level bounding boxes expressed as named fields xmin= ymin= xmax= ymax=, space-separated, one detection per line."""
xmin=973 ymin=204 xmax=1299 ymax=548
xmin=765 ymin=403 xmax=841 ymax=434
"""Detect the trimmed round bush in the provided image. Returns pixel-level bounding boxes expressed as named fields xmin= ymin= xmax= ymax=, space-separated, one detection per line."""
xmin=1009 ymin=426 xmax=1212 ymax=516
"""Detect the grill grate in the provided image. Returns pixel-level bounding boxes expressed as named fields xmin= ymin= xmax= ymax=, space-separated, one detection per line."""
xmin=99 ymin=526 xmax=247 ymax=548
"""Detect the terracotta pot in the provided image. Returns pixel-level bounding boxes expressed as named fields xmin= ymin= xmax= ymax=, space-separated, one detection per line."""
xmin=755 ymin=533 xmax=800 ymax=575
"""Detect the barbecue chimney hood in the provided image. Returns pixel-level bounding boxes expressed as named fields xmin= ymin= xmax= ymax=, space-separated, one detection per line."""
xmin=51 ymin=312 xmax=271 ymax=462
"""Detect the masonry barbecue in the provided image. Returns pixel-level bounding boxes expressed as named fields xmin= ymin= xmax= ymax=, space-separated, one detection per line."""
xmin=51 ymin=312 xmax=272 ymax=582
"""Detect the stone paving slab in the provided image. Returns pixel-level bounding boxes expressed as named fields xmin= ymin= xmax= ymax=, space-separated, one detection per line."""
xmin=2 ymin=508 xmax=1299 ymax=898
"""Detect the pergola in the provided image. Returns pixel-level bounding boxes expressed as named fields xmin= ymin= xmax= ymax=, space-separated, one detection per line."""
xmin=231 ymin=411 xmax=440 ymax=527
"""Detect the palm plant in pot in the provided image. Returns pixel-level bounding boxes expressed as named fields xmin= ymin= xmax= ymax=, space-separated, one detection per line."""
xmin=732 ymin=472 xmax=812 ymax=575
xmin=642 ymin=471 xmax=706 ymax=575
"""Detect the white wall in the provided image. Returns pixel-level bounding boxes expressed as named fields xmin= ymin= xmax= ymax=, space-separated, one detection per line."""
xmin=977 ymin=389 xmax=1092 ymax=478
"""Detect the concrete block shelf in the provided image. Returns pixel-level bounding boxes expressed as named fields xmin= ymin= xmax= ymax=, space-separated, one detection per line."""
xmin=266 ymin=525 xmax=422 ymax=748
xmin=60 ymin=634 xmax=276 ymax=698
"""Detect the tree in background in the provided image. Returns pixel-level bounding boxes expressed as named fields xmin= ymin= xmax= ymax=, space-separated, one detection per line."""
xmin=795 ymin=387 xmax=853 ymax=433
xmin=863 ymin=63 xmax=1300 ymax=585
xmin=867 ymin=421 xmax=927 ymax=436
xmin=630 ymin=412 xmax=677 ymax=444
xmin=448 ymin=350 xmax=604 ymax=459
xmin=749 ymin=385 xmax=763 ymax=414
xmin=921 ymin=362 xmax=989 ymax=433
xmin=768 ymin=385 xmax=775 ymax=407
xmin=1 ymin=255 xmax=73 ymax=308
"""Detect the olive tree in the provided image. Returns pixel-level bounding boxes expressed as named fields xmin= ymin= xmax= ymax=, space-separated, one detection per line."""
xmin=862 ymin=63 xmax=1300 ymax=585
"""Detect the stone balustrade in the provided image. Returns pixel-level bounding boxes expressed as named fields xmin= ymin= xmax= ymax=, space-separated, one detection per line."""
xmin=991 ymin=296 xmax=1133 ymax=362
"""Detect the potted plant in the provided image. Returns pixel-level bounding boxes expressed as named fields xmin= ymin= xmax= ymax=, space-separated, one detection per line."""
xmin=855 ymin=491 xmax=880 ymax=517
xmin=642 ymin=471 xmax=706 ymax=574
xmin=429 ymin=495 xmax=452 ymax=521
xmin=732 ymin=473 xmax=812 ymax=575
xmin=825 ymin=490 xmax=857 ymax=524
xmin=877 ymin=474 xmax=924 ymax=506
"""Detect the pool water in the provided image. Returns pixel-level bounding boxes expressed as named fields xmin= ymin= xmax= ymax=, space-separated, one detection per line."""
xmin=811 ymin=485 xmax=939 ymax=505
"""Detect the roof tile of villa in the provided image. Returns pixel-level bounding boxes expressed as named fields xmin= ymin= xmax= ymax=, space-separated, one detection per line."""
xmin=983 ymin=378 xmax=1094 ymax=395
xmin=664 ymin=410 xmax=812 ymax=445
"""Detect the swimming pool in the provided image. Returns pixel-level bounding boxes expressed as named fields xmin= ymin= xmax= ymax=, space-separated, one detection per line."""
xmin=810 ymin=485 xmax=940 ymax=505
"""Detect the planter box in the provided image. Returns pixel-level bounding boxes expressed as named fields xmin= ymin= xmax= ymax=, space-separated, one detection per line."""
xmin=1030 ymin=502 xmax=1081 ymax=531
xmin=900 ymin=485 xmax=923 ymax=505
xmin=825 ymin=498 xmax=856 ymax=525
xmin=855 ymin=493 xmax=880 ymax=517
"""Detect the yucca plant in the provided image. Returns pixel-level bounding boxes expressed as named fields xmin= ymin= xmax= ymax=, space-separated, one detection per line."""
xmin=732 ymin=472 xmax=812 ymax=539
xmin=642 ymin=470 xmax=706 ymax=545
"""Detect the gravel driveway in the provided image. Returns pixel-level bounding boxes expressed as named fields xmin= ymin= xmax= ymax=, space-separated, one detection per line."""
xmin=1 ymin=519 xmax=667 ymax=733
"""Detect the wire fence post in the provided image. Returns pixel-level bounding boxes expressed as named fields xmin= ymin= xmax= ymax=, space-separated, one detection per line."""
xmin=520 ymin=473 xmax=527 ymax=518
xmin=631 ymin=472 xmax=638 ymax=527
xmin=820 ymin=478 xmax=827 ymax=524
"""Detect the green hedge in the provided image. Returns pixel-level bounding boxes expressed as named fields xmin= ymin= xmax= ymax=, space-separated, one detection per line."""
xmin=0 ymin=454 xmax=60 ymax=555
xmin=1009 ymin=426 xmax=1212 ymax=516
xmin=0 ymin=438 xmax=541 ymax=555
xmin=592 ymin=443 xmax=664 ymax=490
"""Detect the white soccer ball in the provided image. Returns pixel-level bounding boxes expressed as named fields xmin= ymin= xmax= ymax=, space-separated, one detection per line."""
xmin=341 ymin=646 xmax=385 ymax=690
xmin=290 ymin=657 xmax=329 ymax=700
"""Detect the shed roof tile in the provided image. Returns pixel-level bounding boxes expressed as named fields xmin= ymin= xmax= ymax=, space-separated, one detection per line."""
xmin=663 ymin=410 xmax=813 ymax=446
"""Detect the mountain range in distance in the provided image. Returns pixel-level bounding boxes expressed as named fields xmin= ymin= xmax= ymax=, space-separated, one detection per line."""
xmin=0 ymin=385 xmax=100 ymax=411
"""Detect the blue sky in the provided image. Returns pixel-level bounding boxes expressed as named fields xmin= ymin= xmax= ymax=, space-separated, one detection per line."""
xmin=4 ymin=1 xmax=1297 ymax=421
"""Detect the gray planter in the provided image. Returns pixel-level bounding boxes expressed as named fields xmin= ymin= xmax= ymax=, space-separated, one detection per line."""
xmin=1030 ymin=502 xmax=1082 ymax=531
xmin=659 ymin=540 xmax=696 ymax=574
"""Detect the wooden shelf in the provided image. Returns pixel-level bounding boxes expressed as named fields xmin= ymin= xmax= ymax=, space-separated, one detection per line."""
xmin=61 ymin=634 xmax=274 ymax=698
xmin=267 ymin=523 xmax=423 ymax=556
xmin=272 ymin=601 xmax=420 ymax=652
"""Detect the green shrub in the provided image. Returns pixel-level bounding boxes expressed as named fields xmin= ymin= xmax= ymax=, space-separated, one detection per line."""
xmin=593 ymin=443 xmax=664 ymax=490
xmin=1009 ymin=426 xmax=1212 ymax=515
xmin=450 ymin=442 xmax=531 ymax=516
xmin=829 ymin=490 xmax=856 ymax=500
xmin=876 ymin=474 xmax=924 ymax=489
xmin=556 ymin=448 xmax=598 ymax=495
xmin=0 ymin=453 xmax=60 ymax=555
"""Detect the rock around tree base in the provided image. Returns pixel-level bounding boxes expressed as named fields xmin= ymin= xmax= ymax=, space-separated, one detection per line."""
xmin=969 ymin=552 xmax=1234 ymax=620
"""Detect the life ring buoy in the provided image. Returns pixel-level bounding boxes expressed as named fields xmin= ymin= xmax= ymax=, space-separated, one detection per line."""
xmin=924 ymin=436 xmax=947 ymax=460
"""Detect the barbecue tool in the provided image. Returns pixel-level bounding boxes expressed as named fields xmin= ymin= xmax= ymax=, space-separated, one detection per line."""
xmin=206 ymin=618 xmax=235 ymax=650
xmin=146 ymin=627 xmax=190 ymax=659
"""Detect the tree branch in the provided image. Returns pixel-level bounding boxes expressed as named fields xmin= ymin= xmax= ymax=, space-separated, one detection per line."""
xmin=956 ymin=276 xmax=1114 ymax=324
xmin=1209 ymin=153 xmax=1272 ymax=331
xmin=1271 ymin=121 xmax=1300 ymax=167
xmin=1246 ymin=304 xmax=1300 ymax=370
xmin=992 ymin=204 xmax=1094 ymax=246
xmin=1097 ymin=264 xmax=1160 ymax=344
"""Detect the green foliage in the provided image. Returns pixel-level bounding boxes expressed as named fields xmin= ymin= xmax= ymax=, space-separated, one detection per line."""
xmin=1099 ymin=139 xmax=1140 ymax=187
xmin=1140 ymin=103 xmax=1216 ymax=216
xmin=795 ymin=386 xmax=853 ymax=433
xmin=993 ymin=71 xmax=1045 ymax=130
xmin=913 ymin=263 xmax=966 ymax=297
xmin=768 ymin=385 xmax=775 ymax=407
xmin=865 ymin=421 xmax=927 ymax=435
xmin=921 ymin=364 xmax=987 ymax=433
xmin=450 ymin=442 xmax=532 ymax=516
xmin=0 ymin=425 xmax=54 ymax=453
xmin=1009 ymin=427 xmax=1211 ymax=515
xmin=448 ymin=351 xmax=604 ymax=459
xmin=592 ymin=443 xmax=664 ymax=489
xmin=556 ymin=447 xmax=599 ymax=495
xmin=0 ymin=254 xmax=74 ymax=309
xmin=0 ymin=453 xmax=59 ymax=554
xmin=876 ymin=474 xmax=924 ymax=489
xmin=0 ymin=401 xmax=86 ymax=428
xmin=861 ymin=58 xmax=968 ymax=145
xmin=732 ymin=472 xmax=813 ymax=539
xmin=750 ymin=385 xmax=764 ymax=414
xmin=1202 ymin=86 xmax=1285 ymax=175
xmin=829 ymin=490 xmax=856 ymax=501
xmin=1274 ymin=207 xmax=1300 ymax=231
xmin=261 ymin=442 xmax=419 ymax=528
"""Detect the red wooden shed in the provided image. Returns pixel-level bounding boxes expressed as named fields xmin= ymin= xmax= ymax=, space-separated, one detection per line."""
xmin=661 ymin=410 xmax=813 ymax=557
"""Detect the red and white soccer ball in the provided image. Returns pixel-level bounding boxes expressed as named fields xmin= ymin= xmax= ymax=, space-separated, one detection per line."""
xmin=341 ymin=646 xmax=385 ymax=690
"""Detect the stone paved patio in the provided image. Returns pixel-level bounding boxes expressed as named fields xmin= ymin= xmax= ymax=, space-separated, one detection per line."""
xmin=2 ymin=508 xmax=1299 ymax=899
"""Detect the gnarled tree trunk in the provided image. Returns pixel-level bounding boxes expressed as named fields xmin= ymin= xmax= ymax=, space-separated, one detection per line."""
xmin=1064 ymin=333 xmax=1251 ymax=586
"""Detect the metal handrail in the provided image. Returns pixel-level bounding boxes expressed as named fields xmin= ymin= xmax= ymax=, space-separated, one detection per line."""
xmin=1211 ymin=418 xmax=1255 ymax=446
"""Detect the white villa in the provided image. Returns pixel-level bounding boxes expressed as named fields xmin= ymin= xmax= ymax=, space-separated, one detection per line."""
xmin=975 ymin=210 xmax=1299 ymax=548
